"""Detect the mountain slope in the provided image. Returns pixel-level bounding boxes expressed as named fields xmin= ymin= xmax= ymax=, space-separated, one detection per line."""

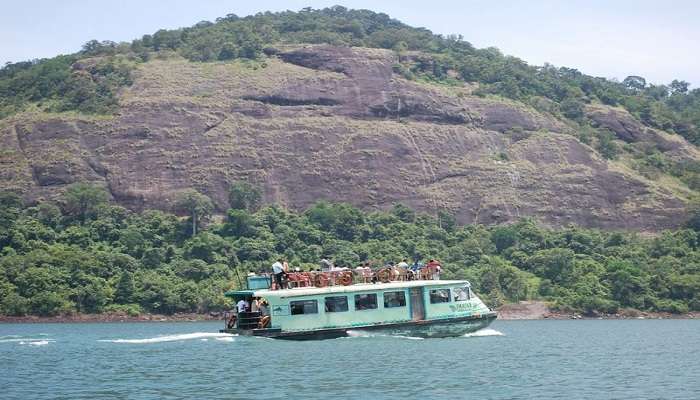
xmin=1 ymin=7 xmax=699 ymax=231
xmin=2 ymin=43 xmax=696 ymax=231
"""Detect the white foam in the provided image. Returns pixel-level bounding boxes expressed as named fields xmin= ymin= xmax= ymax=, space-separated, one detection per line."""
xmin=100 ymin=332 xmax=235 ymax=344
xmin=346 ymin=330 xmax=370 ymax=338
xmin=26 ymin=340 xmax=51 ymax=346
xmin=463 ymin=328 xmax=504 ymax=337
xmin=346 ymin=330 xmax=424 ymax=340
xmin=16 ymin=340 xmax=53 ymax=346
xmin=0 ymin=338 xmax=52 ymax=343
xmin=215 ymin=336 xmax=235 ymax=342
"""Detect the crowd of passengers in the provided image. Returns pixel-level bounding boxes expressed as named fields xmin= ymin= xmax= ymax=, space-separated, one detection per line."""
xmin=266 ymin=257 xmax=443 ymax=290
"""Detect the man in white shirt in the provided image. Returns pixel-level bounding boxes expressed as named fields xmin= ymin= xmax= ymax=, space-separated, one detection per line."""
xmin=272 ymin=258 xmax=286 ymax=290
xmin=236 ymin=298 xmax=249 ymax=313
xmin=320 ymin=258 xmax=333 ymax=272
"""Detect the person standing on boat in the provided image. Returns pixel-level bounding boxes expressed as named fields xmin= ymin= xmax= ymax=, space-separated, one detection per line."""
xmin=427 ymin=259 xmax=442 ymax=280
xmin=320 ymin=257 xmax=333 ymax=272
xmin=236 ymin=298 xmax=249 ymax=313
xmin=272 ymin=258 xmax=286 ymax=290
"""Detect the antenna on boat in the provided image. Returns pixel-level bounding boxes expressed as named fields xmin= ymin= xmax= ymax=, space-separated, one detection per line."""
xmin=227 ymin=251 xmax=243 ymax=289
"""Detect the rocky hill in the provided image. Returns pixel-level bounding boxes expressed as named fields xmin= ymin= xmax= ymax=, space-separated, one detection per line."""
xmin=1 ymin=8 xmax=699 ymax=231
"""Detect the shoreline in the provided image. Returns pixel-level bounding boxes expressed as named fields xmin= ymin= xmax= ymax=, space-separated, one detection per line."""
xmin=0 ymin=312 xmax=221 ymax=324
xmin=496 ymin=301 xmax=698 ymax=320
xmin=1 ymin=303 xmax=697 ymax=323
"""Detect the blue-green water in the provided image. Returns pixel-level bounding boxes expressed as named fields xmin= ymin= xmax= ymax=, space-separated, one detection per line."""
xmin=1 ymin=320 xmax=698 ymax=399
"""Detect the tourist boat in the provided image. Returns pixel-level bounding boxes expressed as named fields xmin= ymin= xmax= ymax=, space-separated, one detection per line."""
xmin=221 ymin=273 xmax=496 ymax=340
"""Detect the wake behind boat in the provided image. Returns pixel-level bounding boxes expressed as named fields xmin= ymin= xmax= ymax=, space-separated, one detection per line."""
xmin=221 ymin=270 xmax=496 ymax=340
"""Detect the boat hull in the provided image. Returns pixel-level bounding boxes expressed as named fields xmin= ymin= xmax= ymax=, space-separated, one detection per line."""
xmin=221 ymin=312 xmax=496 ymax=340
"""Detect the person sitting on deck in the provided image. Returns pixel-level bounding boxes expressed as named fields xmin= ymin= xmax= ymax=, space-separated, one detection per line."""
xmin=258 ymin=299 xmax=269 ymax=316
xmin=272 ymin=258 xmax=286 ymax=290
xmin=411 ymin=260 xmax=423 ymax=273
xmin=397 ymin=259 xmax=409 ymax=269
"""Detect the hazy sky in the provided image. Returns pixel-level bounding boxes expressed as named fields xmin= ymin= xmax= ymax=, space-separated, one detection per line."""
xmin=2 ymin=0 xmax=699 ymax=86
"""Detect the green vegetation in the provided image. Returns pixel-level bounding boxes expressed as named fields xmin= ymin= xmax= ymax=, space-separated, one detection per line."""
xmin=0 ymin=52 xmax=136 ymax=118
xmin=2 ymin=6 xmax=698 ymax=146
xmin=1 ymin=185 xmax=699 ymax=317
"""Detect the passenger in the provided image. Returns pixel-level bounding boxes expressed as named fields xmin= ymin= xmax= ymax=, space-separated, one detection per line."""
xmin=427 ymin=259 xmax=442 ymax=280
xmin=320 ymin=257 xmax=333 ymax=272
xmin=236 ymin=298 xmax=250 ymax=313
xmin=406 ymin=268 xmax=415 ymax=281
xmin=397 ymin=259 xmax=409 ymax=269
xmin=258 ymin=299 xmax=269 ymax=316
xmin=272 ymin=258 xmax=286 ymax=290
xmin=391 ymin=265 xmax=400 ymax=281
xmin=411 ymin=260 xmax=423 ymax=273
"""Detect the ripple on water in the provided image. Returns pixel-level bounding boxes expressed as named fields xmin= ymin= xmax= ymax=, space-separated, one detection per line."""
xmin=1 ymin=320 xmax=698 ymax=400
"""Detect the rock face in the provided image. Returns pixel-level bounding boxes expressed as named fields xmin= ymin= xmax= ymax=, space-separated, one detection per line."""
xmin=0 ymin=45 xmax=694 ymax=230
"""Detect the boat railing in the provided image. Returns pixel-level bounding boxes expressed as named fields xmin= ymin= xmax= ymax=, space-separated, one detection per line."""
xmin=255 ymin=265 xmax=438 ymax=290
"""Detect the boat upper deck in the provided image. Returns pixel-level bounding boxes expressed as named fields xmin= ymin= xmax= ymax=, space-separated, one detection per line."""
xmin=226 ymin=279 xmax=470 ymax=299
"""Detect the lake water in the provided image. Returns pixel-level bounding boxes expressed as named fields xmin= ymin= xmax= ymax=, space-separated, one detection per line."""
xmin=1 ymin=320 xmax=698 ymax=399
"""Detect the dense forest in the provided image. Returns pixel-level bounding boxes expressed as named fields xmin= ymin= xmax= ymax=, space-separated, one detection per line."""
xmin=1 ymin=183 xmax=698 ymax=317
xmin=1 ymin=6 xmax=699 ymax=144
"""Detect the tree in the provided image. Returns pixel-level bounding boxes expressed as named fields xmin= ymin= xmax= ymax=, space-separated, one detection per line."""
xmin=622 ymin=75 xmax=646 ymax=91
xmin=491 ymin=226 xmax=518 ymax=253
xmin=669 ymin=79 xmax=689 ymax=94
xmin=525 ymin=248 xmax=575 ymax=284
xmin=686 ymin=204 xmax=700 ymax=232
xmin=174 ymin=189 xmax=214 ymax=237
xmin=0 ymin=191 xmax=22 ymax=246
xmin=0 ymin=191 xmax=23 ymax=209
xmin=391 ymin=203 xmax=415 ymax=223
xmin=63 ymin=183 xmax=108 ymax=222
xmin=437 ymin=209 xmax=456 ymax=232
xmin=306 ymin=201 xmax=365 ymax=241
xmin=596 ymin=130 xmax=619 ymax=160
xmin=218 ymin=42 xmax=239 ymax=60
xmin=560 ymin=98 xmax=584 ymax=120
xmin=221 ymin=209 xmax=256 ymax=237
xmin=228 ymin=181 xmax=262 ymax=212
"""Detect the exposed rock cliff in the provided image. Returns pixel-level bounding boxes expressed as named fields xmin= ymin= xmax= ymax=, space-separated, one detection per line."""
xmin=1 ymin=45 xmax=696 ymax=230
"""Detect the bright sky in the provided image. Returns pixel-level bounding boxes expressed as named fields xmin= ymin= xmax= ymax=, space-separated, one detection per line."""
xmin=2 ymin=0 xmax=699 ymax=86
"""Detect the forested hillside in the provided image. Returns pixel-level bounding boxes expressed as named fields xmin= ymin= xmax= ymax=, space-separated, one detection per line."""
xmin=1 ymin=184 xmax=698 ymax=316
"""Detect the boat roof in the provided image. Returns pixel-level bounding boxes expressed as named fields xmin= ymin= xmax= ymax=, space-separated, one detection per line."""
xmin=225 ymin=280 xmax=470 ymax=299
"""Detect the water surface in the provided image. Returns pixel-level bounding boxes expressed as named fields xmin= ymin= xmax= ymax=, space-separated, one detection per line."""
xmin=1 ymin=320 xmax=698 ymax=399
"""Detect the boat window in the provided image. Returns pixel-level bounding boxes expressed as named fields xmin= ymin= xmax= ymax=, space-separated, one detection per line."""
xmin=429 ymin=289 xmax=451 ymax=304
xmin=325 ymin=296 xmax=349 ymax=312
xmin=290 ymin=300 xmax=318 ymax=315
xmin=354 ymin=293 xmax=378 ymax=310
xmin=453 ymin=286 xmax=470 ymax=302
xmin=384 ymin=291 xmax=406 ymax=308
